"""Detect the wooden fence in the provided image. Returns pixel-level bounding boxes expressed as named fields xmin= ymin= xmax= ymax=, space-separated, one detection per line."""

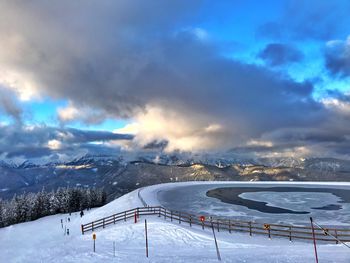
xmin=81 ymin=206 xmax=350 ymax=244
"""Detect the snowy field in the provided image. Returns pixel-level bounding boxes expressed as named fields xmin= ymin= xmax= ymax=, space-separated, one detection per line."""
xmin=1 ymin=181 xmax=350 ymax=262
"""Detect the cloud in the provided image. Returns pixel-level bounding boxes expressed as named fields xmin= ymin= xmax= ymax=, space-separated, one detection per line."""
xmin=57 ymin=103 xmax=109 ymax=124
xmin=324 ymin=37 xmax=350 ymax=77
xmin=258 ymin=43 xmax=303 ymax=66
xmin=0 ymin=1 xmax=324 ymax=152
xmin=47 ymin=139 xmax=62 ymax=150
xmin=0 ymin=86 xmax=23 ymax=123
xmin=0 ymin=124 xmax=133 ymax=162
xmin=1 ymin=1 xmax=350 ymax=159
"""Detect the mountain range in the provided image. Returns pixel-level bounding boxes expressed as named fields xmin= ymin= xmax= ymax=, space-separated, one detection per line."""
xmin=1 ymin=154 xmax=350 ymax=201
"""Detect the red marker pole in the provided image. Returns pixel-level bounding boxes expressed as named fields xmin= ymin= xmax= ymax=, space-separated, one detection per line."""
xmin=310 ymin=217 xmax=319 ymax=263
xmin=134 ymin=212 xmax=137 ymax=223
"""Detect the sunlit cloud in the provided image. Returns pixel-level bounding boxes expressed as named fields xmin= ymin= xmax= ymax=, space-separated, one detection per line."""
xmin=47 ymin=139 xmax=62 ymax=150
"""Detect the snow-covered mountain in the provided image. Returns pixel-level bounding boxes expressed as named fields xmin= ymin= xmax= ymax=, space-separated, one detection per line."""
xmin=1 ymin=154 xmax=350 ymax=201
xmin=2 ymin=152 xmax=350 ymax=170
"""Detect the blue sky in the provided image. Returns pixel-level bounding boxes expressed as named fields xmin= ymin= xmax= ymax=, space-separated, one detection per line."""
xmin=23 ymin=99 xmax=128 ymax=130
xmin=1 ymin=0 xmax=350 ymax=161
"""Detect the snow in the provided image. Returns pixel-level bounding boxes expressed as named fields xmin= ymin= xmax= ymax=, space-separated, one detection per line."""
xmin=1 ymin=181 xmax=350 ymax=262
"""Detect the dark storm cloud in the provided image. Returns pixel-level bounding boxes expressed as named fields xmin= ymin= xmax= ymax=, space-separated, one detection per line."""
xmin=258 ymin=43 xmax=303 ymax=66
xmin=0 ymin=0 xmax=201 ymax=118
xmin=324 ymin=38 xmax=350 ymax=77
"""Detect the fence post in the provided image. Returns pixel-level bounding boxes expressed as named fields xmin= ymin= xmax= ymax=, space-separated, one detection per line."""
xmin=158 ymin=207 xmax=161 ymax=217
xmin=289 ymin=226 xmax=292 ymax=242
xmin=310 ymin=217 xmax=319 ymax=263
xmin=114 ymin=214 xmax=116 ymax=224
xmin=211 ymin=222 xmax=222 ymax=261
xmin=268 ymin=228 xmax=271 ymax=239
xmin=92 ymin=222 xmax=94 ymax=231
xmin=202 ymin=220 xmax=204 ymax=230
xmin=171 ymin=211 xmax=173 ymax=222
xmin=190 ymin=216 xmax=192 ymax=227
xmin=335 ymin=230 xmax=338 ymax=244
xmin=217 ymin=221 xmax=220 ymax=232
xmin=179 ymin=212 xmax=181 ymax=224
xmin=81 ymin=224 xmax=84 ymax=235
xmin=164 ymin=209 xmax=166 ymax=220
xmin=137 ymin=207 xmax=140 ymax=219
xmin=249 ymin=222 xmax=252 ymax=236
xmin=124 ymin=211 xmax=126 ymax=222
xmin=145 ymin=219 xmax=149 ymax=258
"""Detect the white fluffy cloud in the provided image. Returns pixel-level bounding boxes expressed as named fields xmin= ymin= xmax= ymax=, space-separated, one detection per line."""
xmin=57 ymin=103 xmax=107 ymax=124
xmin=115 ymin=106 xmax=229 ymax=152
xmin=47 ymin=139 xmax=62 ymax=150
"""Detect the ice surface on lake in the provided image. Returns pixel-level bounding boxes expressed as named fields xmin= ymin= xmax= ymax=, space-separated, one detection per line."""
xmin=157 ymin=183 xmax=350 ymax=226
xmin=239 ymin=191 xmax=341 ymax=211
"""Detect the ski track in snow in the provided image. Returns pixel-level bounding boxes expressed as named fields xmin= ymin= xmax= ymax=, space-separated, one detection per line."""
xmin=1 ymin=181 xmax=350 ymax=262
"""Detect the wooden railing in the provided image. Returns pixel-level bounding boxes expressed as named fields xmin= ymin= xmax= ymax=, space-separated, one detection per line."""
xmin=81 ymin=206 xmax=350 ymax=244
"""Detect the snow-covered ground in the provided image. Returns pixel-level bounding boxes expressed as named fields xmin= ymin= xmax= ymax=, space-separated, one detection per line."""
xmin=1 ymin=181 xmax=350 ymax=262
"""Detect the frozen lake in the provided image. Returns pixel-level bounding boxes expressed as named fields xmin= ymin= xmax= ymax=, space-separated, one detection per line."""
xmin=157 ymin=183 xmax=350 ymax=226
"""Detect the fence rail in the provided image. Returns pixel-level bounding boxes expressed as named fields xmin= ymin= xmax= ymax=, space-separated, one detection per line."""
xmin=81 ymin=206 xmax=350 ymax=244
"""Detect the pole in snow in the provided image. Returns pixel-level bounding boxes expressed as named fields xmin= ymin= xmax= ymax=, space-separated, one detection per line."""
xmin=310 ymin=217 xmax=319 ymax=263
xmin=211 ymin=221 xmax=221 ymax=261
xmin=93 ymin=233 xmax=96 ymax=253
xmin=145 ymin=219 xmax=149 ymax=258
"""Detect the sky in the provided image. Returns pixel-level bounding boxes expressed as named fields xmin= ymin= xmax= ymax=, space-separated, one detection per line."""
xmin=1 ymin=0 xmax=350 ymax=163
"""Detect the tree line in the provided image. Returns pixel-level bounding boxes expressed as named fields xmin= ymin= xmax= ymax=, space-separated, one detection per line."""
xmin=0 ymin=187 xmax=107 ymax=227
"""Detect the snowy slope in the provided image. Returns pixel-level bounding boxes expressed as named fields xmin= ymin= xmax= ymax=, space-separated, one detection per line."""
xmin=1 ymin=182 xmax=350 ymax=262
